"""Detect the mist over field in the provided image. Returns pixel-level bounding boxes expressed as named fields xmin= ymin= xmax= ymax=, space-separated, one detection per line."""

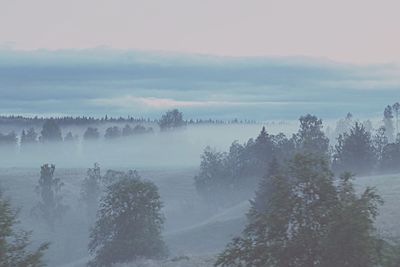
xmin=2 ymin=1 xmax=400 ymax=266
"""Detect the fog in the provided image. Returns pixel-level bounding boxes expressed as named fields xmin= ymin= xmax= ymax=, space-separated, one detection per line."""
xmin=1 ymin=114 xmax=399 ymax=267
xmin=1 ymin=122 xmax=298 ymax=169
xmin=0 ymin=122 xmax=294 ymax=266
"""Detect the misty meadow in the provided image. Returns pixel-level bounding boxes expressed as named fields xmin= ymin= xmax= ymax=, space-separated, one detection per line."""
xmin=2 ymin=0 xmax=400 ymax=266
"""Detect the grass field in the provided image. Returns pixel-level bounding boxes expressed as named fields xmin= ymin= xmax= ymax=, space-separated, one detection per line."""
xmin=1 ymin=168 xmax=399 ymax=267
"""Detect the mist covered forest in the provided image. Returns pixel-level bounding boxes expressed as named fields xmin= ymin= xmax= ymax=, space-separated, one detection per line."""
xmin=1 ymin=104 xmax=400 ymax=267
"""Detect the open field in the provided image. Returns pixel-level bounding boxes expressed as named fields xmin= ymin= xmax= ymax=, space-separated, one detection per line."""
xmin=1 ymin=167 xmax=400 ymax=267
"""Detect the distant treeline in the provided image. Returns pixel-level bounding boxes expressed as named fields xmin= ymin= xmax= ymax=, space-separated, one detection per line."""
xmin=0 ymin=109 xmax=259 ymax=148
xmin=0 ymin=113 xmax=257 ymax=127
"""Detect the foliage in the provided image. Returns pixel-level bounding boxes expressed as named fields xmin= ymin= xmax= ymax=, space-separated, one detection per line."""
xmin=88 ymin=171 xmax=167 ymax=267
xmin=383 ymin=105 xmax=395 ymax=143
xmin=21 ymin=128 xmax=38 ymax=145
xmin=81 ymin=163 xmax=102 ymax=223
xmin=215 ymin=153 xmax=384 ymax=267
xmin=122 ymin=124 xmax=152 ymax=136
xmin=334 ymin=112 xmax=354 ymax=137
xmin=393 ymin=102 xmax=400 ymax=138
xmin=104 ymin=126 xmax=122 ymax=139
xmin=40 ymin=119 xmax=63 ymax=142
xmin=194 ymin=126 xmax=294 ymax=206
xmin=294 ymin=114 xmax=330 ymax=157
xmin=333 ymin=122 xmax=376 ymax=175
xmin=0 ymin=190 xmax=49 ymax=267
xmin=195 ymin=116 xmax=334 ymax=206
xmin=380 ymin=142 xmax=400 ymax=173
xmin=158 ymin=109 xmax=185 ymax=131
xmin=32 ymin=164 xmax=68 ymax=230
xmin=83 ymin=127 xmax=100 ymax=140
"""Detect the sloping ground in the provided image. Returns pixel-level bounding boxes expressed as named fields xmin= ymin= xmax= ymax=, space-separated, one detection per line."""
xmin=353 ymin=173 xmax=400 ymax=239
xmin=1 ymin=168 xmax=400 ymax=267
xmin=164 ymin=201 xmax=248 ymax=255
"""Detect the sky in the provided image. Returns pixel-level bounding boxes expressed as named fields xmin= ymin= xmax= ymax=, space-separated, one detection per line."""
xmin=0 ymin=49 xmax=399 ymax=120
xmin=0 ymin=0 xmax=399 ymax=120
xmin=1 ymin=0 xmax=400 ymax=64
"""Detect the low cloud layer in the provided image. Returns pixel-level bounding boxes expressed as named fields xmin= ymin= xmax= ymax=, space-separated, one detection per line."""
xmin=0 ymin=48 xmax=399 ymax=120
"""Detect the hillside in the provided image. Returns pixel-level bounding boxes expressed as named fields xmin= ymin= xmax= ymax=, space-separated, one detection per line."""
xmin=1 ymin=168 xmax=400 ymax=267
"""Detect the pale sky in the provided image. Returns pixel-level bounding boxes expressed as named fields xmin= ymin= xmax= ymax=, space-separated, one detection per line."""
xmin=1 ymin=0 xmax=400 ymax=64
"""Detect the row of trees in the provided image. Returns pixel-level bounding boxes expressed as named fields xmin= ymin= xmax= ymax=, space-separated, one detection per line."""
xmin=0 ymin=110 xmax=254 ymax=128
xmin=195 ymin=113 xmax=400 ymax=207
xmin=0 ymin=109 xmax=187 ymax=147
xmin=194 ymin=115 xmax=329 ymax=205
xmin=0 ymin=115 xmax=154 ymax=127
xmin=0 ymin=121 xmax=155 ymax=148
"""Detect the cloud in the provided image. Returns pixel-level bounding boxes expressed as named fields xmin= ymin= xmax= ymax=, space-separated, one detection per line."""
xmin=0 ymin=49 xmax=399 ymax=120
xmin=90 ymin=95 xmax=293 ymax=110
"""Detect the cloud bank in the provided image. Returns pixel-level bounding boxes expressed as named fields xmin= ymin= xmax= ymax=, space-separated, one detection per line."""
xmin=0 ymin=48 xmax=399 ymax=120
